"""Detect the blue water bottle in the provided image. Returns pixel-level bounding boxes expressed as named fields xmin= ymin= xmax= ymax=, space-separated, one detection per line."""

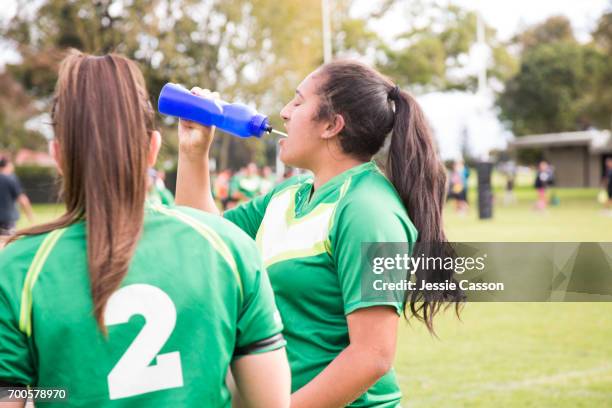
xmin=157 ymin=83 xmax=271 ymax=138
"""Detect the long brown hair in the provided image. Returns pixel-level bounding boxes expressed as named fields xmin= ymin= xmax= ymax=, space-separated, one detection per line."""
xmin=315 ymin=60 xmax=464 ymax=332
xmin=10 ymin=50 xmax=155 ymax=332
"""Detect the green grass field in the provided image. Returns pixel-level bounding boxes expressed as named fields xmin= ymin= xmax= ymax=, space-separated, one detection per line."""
xmin=404 ymin=186 xmax=612 ymax=407
xmin=445 ymin=186 xmax=612 ymax=242
xmin=14 ymin=184 xmax=612 ymax=407
xmin=396 ymin=303 xmax=612 ymax=407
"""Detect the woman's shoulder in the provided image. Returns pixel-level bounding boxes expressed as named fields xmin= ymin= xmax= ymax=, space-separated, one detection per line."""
xmin=333 ymin=165 xmax=418 ymax=240
xmin=155 ymin=205 xmax=261 ymax=257
xmin=162 ymin=206 xmax=265 ymax=285
xmin=0 ymin=222 xmax=85 ymax=266
xmin=0 ymin=229 xmax=62 ymax=291
xmin=342 ymin=164 xmax=403 ymax=207
xmin=1 ymin=230 xmax=57 ymax=262
xmin=155 ymin=205 xmax=249 ymax=239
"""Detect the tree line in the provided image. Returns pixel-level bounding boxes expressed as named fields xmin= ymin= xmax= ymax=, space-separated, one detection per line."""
xmin=1 ymin=0 xmax=610 ymax=168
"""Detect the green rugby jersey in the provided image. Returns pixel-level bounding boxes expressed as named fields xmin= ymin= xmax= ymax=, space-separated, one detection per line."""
xmin=225 ymin=161 xmax=418 ymax=408
xmin=0 ymin=204 xmax=284 ymax=407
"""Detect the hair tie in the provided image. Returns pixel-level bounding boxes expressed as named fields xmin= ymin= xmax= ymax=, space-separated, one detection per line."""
xmin=388 ymin=85 xmax=401 ymax=100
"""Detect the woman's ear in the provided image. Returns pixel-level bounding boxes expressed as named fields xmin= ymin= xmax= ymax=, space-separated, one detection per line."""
xmin=321 ymin=113 xmax=345 ymax=140
xmin=147 ymin=130 xmax=162 ymax=167
xmin=49 ymin=139 xmax=63 ymax=175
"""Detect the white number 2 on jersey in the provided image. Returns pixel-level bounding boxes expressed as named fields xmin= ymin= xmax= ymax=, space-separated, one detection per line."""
xmin=104 ymin=284 xmax=184 ymax=400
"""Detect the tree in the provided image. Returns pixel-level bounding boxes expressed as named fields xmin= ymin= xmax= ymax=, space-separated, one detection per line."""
xmin=515 ymin=15 xmax=575 ymax=51
xmin=384 ymin=35 xmax=447 ymax=87
xmin=589 ymin=11 xmax=612 ymax=129
xmin=379 ymin=3 xmax=517 ymax=92
xmin=498 ymin=15 xmax=609 ymax=135
xmin=2 ymin=0 xmax=369 ymax=169
xmin=0 ymin=72 xmax=47 ymax=152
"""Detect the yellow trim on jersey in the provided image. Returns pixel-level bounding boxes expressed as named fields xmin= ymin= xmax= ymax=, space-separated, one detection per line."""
xmin=152 ymin=205 xmax=244 ymax=302
xmin=284 ymin=186 xmax=299 ymax=227
xmin=19 ymin=228 xmax=67 ymax=336
xmin=324 ymin=177 xmax=352 ymax=257
xmin=262 ymin=242 xmax=329 ymax=269
xmin=256 ymin=177 xmax=353 ymax=268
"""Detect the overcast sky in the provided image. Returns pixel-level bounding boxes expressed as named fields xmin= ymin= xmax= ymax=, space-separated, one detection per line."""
xmin=354 ymin=0 xmax=609 ymax=42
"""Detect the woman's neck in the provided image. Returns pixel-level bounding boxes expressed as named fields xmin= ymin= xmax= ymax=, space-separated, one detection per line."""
xmin=311 ymin=156 xmax=367 ymax=190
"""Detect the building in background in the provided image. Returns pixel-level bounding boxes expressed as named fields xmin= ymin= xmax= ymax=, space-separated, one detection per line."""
xmin=510 ymin=130 xmax=612 ymax=188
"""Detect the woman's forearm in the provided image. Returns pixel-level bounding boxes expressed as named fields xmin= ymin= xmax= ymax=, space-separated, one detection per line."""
xmin=175 ymin=153 xmax=220 ymax=215
xmin=290 ymin=345 xmax=391 ymax=408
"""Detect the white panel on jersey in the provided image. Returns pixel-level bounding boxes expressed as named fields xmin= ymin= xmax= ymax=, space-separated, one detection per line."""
xmin=258 ymin=188 xmax=336 ymax=266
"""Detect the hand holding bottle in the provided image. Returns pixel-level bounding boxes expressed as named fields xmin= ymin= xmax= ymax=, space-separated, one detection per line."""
xmin=159 ymin=82 xmax=273 ymax=140
xmin=177 ymin=87 xmax=219 ymax=160
xmin=174 ymin=86 xmax=220 ymax=214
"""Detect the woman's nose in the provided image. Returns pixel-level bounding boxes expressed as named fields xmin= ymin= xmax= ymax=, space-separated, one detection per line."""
xmin=280 ymin=103 xmax=291 ymax=121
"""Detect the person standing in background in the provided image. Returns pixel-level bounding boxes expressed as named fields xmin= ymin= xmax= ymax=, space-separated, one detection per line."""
xmin=227 ymin=167 xmax=245 ymax=209
xmin=602 ymin=157 xmax=612 ymax=215
xmin=0 ymin=156 xmax=34 ymax=237
xmin=213 ymin=169 xmax=233 ymax=210
xmin=448 ymin=160 xmax=470 ymax=214
xmin=502 ymin=160 xmax=517 ymax=206
xmin=155 ymin=170 xmax=175 ymax=206
xmin=238 ymin=163 xmax=262 ymax=200
xmin=534 ymin=160 xmax=554 ymax=211
xmin=146 ymin=168 xmax=175 ymax=206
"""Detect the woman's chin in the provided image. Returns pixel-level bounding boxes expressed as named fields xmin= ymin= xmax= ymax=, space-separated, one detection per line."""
xmin=279 ymin=153 xmax=291 ymax=166
xmin=279 ymin=152 xmax=299 ymax=168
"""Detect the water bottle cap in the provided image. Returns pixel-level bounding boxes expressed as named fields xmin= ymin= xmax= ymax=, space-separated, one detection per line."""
xmin=249 ymin=113 xmax=269 ymax=138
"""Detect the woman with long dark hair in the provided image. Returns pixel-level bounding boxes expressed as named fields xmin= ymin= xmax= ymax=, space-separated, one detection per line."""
xmin=176 ymin=60 xmax=463 ymax=407
xmin=0 ymin=51 xmax=290 ymax=407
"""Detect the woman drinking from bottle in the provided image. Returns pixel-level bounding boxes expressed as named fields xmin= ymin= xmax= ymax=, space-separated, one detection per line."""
xmin=176 ymin=60 xmax=463 ymax=408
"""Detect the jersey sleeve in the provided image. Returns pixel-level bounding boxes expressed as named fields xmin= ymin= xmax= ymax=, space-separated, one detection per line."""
xmin=331 ymin=192 xmax=418 ymax=316
xmin=0 ymin=268 xmax=35 ymax=386
xmin=233 ymin=239 xmax=285 ymax=357
xmin=223 ymin=193 xmax=271 ymax=240
xmin=224 ymin=175 xmax=308 ymax=239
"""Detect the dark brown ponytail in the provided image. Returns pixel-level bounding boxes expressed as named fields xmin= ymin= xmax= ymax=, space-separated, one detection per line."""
xmin=387 ymin=89 xmax=464 ymax=332
xmin=9 ymin=50 xmax=155 ymax=333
